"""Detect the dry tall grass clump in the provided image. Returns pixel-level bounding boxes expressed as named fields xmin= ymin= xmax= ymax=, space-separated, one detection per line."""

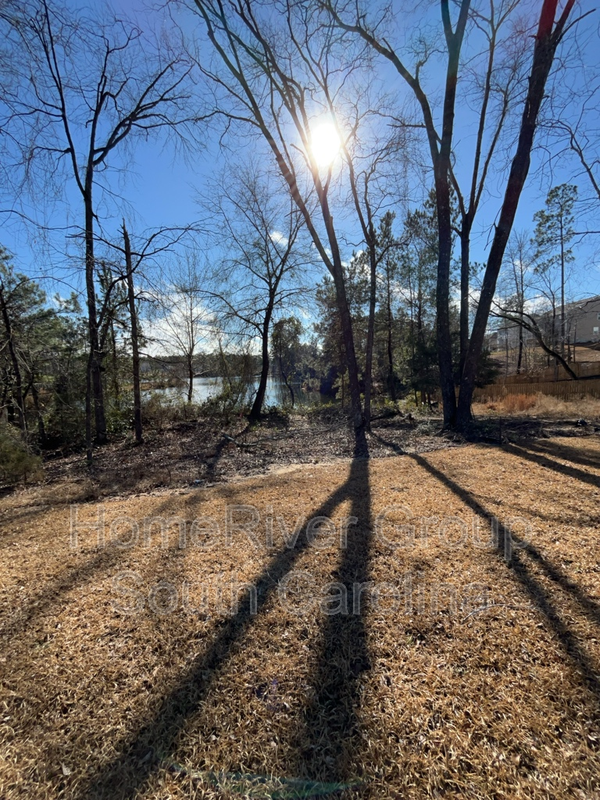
xmin=502 ymin=394 xmax=537 ymax=413
xmin=532 ymin=393 xmax=600 ymax=419
xmin=476 ymin=392 xmax=600 ymax=420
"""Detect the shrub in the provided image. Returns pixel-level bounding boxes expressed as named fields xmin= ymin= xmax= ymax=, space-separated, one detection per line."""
xmin=106 ymin=397 xmax=135 ymax=437
xmin=198 ymin=378 xmax=252 ymax=420
xmin=141 ymin=393 xmax=178 ymax=432
xmin=0 ymin=425 xmax=43 ymax=484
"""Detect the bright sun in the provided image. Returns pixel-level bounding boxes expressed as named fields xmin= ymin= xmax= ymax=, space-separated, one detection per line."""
xmin=310 ymin=122 xmax=342 ymax=168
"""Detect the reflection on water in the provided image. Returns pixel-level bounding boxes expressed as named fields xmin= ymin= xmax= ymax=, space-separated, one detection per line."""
xmin=152 ymin=376 xmax=326 ymax=407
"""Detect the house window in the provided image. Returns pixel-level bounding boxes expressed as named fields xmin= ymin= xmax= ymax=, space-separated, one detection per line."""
xmin=594 ymin=326 xmax=600 ymax=335
xmin=597 ymin=312 xmax=600 ymax=320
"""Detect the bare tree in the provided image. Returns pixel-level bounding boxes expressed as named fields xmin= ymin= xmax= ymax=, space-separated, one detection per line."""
xmin=496 ymin=230 xmax=532 ymax=374
xmin=333 ymin=102 xmax=406 ymax=428
xmin=326 ymin=0 xmax=579 ymax=430
xmin=458 ymin=0 xmax=579 ymax=426
xmin=123 ymin=226 xmax=143 ymax=444
xmin=1 ymin=0 xmax=198 ymax=458
xmin=188 ymin=0 xmax=382 ymax=453
xmin=324 ymin=0 xmax=471 ymax=427
xmin=491 ymin=306 xmax=579 ymax=379
xmin=542 ymin=17 xmax=600 ymax=238
xmin=152 ymin=253 xmax=213 ymax=403
xmin=449 ymin=0 xmax=529 ymax=373
xmin=96 ymin=223 xmax=196 ymax=442
xmin=0 ymin=275 xmax=27 ymax=433
xmin=203 ymin=166 xmax=310 ymax=420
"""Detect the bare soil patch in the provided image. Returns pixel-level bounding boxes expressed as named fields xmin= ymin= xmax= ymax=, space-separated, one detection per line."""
xmin=1 ymin=434 xmax=600 ymax=798
xmin=18 ymin=406 xmax=600 ymax=504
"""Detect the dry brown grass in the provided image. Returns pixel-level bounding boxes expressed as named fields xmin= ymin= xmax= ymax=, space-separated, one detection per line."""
xmin=475 ymin=392 xmax=600 ymax=420
xmin=1 ymin=436 xmax=600 ymax=798
xmin=501 ymin=394 xmax=538 ymax=413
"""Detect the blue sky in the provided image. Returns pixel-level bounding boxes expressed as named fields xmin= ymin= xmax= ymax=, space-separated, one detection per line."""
xmin=2 ymin=0 xmax=599 ymax=308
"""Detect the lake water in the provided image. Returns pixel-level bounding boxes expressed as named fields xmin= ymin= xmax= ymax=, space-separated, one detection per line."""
xmin=153 ymin=376 xmax=326 ymax=407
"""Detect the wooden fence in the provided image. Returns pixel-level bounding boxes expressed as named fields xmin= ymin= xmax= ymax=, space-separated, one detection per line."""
xmin=474 ymin=377 xmax=600 ymax=402
xmin=503 ymin=362 xmax=600 ymax=384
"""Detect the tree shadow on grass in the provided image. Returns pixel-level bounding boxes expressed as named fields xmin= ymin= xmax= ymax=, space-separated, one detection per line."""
xmin=503 ymin=442 xmax=600 ymax=488
xmin=291 ymin=458 xmax=372 ymax=783
xmin=75 ymin=449 xmax=372 ymax=800
xmin=510 ymin=437 xmax=600 ymax=472
xmin=0 ymin=503 xmax=57 ymax=539
xmin=0 ymin=545 xmax=124 ymax=643
xmin=373 ymin=431 xmax=600 ymax=700
xmin=406 ymin=449 xmax=600 ymax=703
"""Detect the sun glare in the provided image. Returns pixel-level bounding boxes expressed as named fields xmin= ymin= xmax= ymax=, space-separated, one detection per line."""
xmin=310 ymin=121 xmax=342 ymax=169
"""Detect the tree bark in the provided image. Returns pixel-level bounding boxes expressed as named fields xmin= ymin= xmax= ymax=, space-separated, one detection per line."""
xmin=457 ymin=0 xmax=576 ymax=429
xmin=363 ymin=247 xmax=378 ymax=430
xmin=459 ymin=220 xmax=472 ymax=375
xmin=29 ymin=378 xmax=46 ymax=446
xmin=85 ymin=353 xmax=93 ymax=467
xmin=110 ymin=319 xmax=120 ymax=401
xmin=435 ymin=160 xmax=458 ymax=428
xmin=278 ymin=356 xmax=295 ymax=407
xmin=249 ymin=305 xmax=273 ymax=421
xmin=187 ymin=353 xmax=194 ymax=404
xmin=84 ymin=181 xmax=107 ymax=446
xmin=123 ymin=223 xmax=143 ymax=444
xmin=318 ymin=198 xmax=366 ymax=450
xmin=435 ymin=2 xmax=472 ymax=429
xmin=560 ymin=215 xmax=565 ymax=359
xmin=333 ymin=268 xmax=367 ymax=453
xmin=386 ymin=269 xmax=396 ymax=401
xmin=0 ymin=283 xmax=26 ymax=433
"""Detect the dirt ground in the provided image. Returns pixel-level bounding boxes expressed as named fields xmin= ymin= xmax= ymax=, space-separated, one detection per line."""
xmin=1 ymin=428 xmax=600 ymax=799
xmin=33 ymin=407 xmax=600 ymax=501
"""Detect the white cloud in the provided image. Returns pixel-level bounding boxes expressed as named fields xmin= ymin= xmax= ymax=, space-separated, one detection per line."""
xmin=270 ymin=230 xmax=289 ymax=247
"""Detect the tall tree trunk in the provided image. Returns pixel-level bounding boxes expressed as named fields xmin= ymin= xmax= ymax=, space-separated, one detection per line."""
xmin=85 ymin=353 xmax=93 ymax=466
xmin=278 ymin=355 xmax=295 ymax=407
xmin=123 ymin=223 xmax=143 ymax=444
xmin=335 ymin=275 xmax=367 ymax=454
xmin=84 ymin=183 xmax=107 ymax=446
xmin=29 ymin=379 xmax=46 ymax=446
xmin=435 ymin=159 xmax=457 ymax=427
xmin=457 ymin=0 xmax=576 ymax=429
xmin=560 ymin=215 xmax=565 ymax=359
xmin=517 ymin=269 xmax=525 ymax=374
xmin=459 ymin=220 xmax=472 ymax=375
xmin=322 ymin=203 xmax=366 ymax=453
xmin=110 ymin=319 xmax=120 ymax=401
xmin=187 ymin=354 xmax=194 ymax=404
xmin=434 ymin=8 xmax=471 ymax=429
xmin=250 ymin=305 xmax=273 ymax=421
xmin=1 ymin=372 xmax=10 ymax=423
xmin=0 ymin=284 xmax=26 ymax=433
xmin=363 ymin=248 xmax=378 ymax=430
xmin=386 ymin=270 xmax=396 ymax=402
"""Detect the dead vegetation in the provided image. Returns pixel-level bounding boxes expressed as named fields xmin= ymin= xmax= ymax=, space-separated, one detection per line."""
xmin=1 ymin=401 xmax=597 ymax=505
xmin=16 ymin=412 xmax=452 ymax=503
xmin=474 ymin=392 xmax=600 ymax=419
xmin=1 ymin=435 xmax=600 ymax=798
